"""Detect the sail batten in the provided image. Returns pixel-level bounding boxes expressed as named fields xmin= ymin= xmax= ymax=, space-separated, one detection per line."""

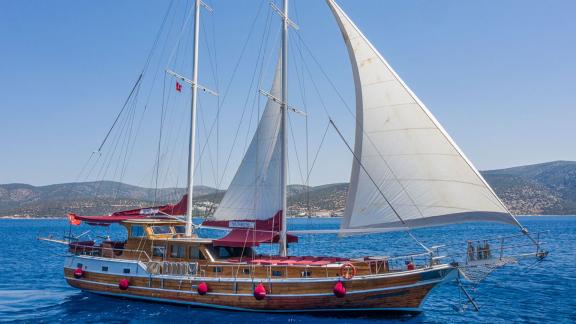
xmin=327 ymin=0 xmax=521 ymax=231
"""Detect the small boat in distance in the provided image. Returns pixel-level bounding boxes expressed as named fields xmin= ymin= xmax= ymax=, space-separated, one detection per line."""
xmin=41 ymin=0 xmax=548 ymax=314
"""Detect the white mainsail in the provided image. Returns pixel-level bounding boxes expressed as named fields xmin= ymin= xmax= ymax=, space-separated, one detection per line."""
xmin=212 ymin=56 xmax=283 ymax=221
xmin=327 ymin=0 xmax=522 ymax=231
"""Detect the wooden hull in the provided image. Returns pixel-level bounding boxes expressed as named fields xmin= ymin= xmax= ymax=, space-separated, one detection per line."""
xmin=64 ymin=257 xmax=456 ymax=313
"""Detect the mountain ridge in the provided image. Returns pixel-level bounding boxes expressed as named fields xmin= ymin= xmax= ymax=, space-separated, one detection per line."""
xmin=1 ymin=161 xmax=575 ymax=217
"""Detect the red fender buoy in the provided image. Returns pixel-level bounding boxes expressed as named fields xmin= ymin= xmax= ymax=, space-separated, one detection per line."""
xmin=197 ymin=282 xmax=208 ymax=295
xmin=253 ymin=283 xmax=266 ymax=300
xmin=118 ymin=279 xmax=130 ymax=290
xmin=333 ymin=281 xmax=346 ymax=298
xmin=407 ymin=262 xmax=415 ymax=271
xmin=73 ymin=268 xmax=84 ymax=279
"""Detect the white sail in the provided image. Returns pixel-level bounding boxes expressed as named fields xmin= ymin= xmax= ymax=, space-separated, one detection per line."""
xmin=327 ymin=0 xmax=521 ymax=231
xmin=212 ymin=56 xmax=283 ymax=221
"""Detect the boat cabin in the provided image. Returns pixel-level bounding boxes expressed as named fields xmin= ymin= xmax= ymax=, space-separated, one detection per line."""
xmin=120 ymin=219 xmax=257 ymax=263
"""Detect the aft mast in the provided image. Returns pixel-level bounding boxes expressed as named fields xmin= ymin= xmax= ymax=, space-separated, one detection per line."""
xmin=186 ymin=0 xmax=201 ymax=237
xmin=278 ymin=0 xmax=289 ymax=257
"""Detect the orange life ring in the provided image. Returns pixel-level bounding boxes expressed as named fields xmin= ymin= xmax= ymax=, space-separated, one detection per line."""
xmin=339 ymin=263 xmax=356 ymax=280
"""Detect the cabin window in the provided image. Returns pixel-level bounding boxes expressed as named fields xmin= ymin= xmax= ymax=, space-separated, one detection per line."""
xmin=151 ymin=226 xmax=172 ymax=235
xmin=272 ymin=270 xmax=282 ymax=277
xmin=174 ymin=225 xmax=186 ymax=234
xmin=300 ymin=271 xmax=311 ymax=278
xmin=213 ymin=267 xmax=222 ymax=273
xmin=77 ymin=263 xmax=83 ymax=269
xmin=153 ymin=246 xmax=166 ymax=258
xmin=130 ymin=225 xmax=146 ymax=238
xmin=170 ymin=245 xmax=185 ymax=258
xmin=101 ymin=266 xmax=108 ymax=272
xmin=215 ymin=247 xmax=253 ymax=259
xmin=242 ymin=268 xmax=250 ymax=275
xmin=123 ymin=268 xmax=131 ymax=274
xmin=189 ymin=246 xmax=205 ymax=260
xmin=218 ymin=247 xmax=231 ymax=258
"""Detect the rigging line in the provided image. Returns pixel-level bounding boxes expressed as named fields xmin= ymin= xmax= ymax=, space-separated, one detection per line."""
xmin=201 ymin=14 xmax=221 ymax=177
xmin=242 ymin=10 xmax=275 ymax=156
xmin=292 ymin=28 xmax=432 ymax=227
xmin=305 ymin=121 xmax=330 ymax=185
xmin=101 ymin=0 xmax=172 ymax=155
xmin=208 ymin=3 xmax=221 ymax=186
xmin=142 ymin=0 xmax=176 ymax=75
xmin=294 ymin=28 xmax=525 ymax=238
xmin=97 ymin=74 xmax=143 ymax=153
xmin=93 ymin=91 xmax=135 ymax=189
xmin=288 ymin=30 xmax=311 ymax=212
xmin=216 ymin=0 xmax=267 ymax=108
xmin=215 ymin=8 xmax=275 ymax=189
xmin=113 ymin=95 xmax=138 ymax=199
xmin=116 ymin=80 xmax=144 ymax=185
xmin=329 ymin=118 xmax=430 ymax=252
xmin=165 ymin=2 xmax=196 ymax=69
xmin=193 ymin=2 xmax=272 ymax=191
xmin=154 ymin=75 xmax=168 ymax=204
xmin=196 ymin=102 xmax=219 ymax=186
xmin=287 ymin=112 xmax=305 ymax=185
xmin=110 ymin=98 xmax=138 ymax=200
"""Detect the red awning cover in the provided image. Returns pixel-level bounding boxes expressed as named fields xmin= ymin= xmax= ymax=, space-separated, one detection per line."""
xmin=213 ymin=228 xmax=298 ymax=247
xmin=68 ymin=195 xmax=188 ymax=226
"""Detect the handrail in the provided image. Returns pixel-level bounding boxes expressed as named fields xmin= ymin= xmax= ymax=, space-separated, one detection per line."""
xmin=69 ymin=245 xmax=152 ymax=263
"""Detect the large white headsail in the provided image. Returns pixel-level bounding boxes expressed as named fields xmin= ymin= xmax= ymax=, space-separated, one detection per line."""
xmin=212 ymin=56 xmax=283 ymax=221
xmin=327 ymin=0 xmax=522 ymax=231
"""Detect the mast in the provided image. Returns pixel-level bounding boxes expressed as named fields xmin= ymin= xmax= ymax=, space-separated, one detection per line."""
xmin=278 ymin=0 xmax=289 ymax=256
xmin=185 ymin=0 xmax=201 ymax=237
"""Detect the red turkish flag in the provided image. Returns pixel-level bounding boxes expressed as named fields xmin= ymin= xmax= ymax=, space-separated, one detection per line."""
xmin=176 ymin=81 xmax=182 ymax=92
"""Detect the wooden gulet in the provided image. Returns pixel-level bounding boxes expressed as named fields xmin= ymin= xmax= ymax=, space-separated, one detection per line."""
xmin=41 ymin=0 xmax=548 ymax=314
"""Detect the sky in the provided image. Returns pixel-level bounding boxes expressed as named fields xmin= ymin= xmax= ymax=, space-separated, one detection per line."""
xmin=0 ymin=0 xmax=575 ymax=188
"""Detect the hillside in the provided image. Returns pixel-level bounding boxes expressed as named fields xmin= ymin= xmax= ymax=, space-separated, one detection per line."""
xmin=0 ymin=181 xmax=220 ymax=218
xmin=1 ymin=161 xmax=576 ymax=217
xmin=481 ymin=161 xmax=576 ymax=215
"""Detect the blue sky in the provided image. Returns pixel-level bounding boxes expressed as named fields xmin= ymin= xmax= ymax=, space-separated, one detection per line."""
xmin=0 ymin=0 xmax=574 ymax=188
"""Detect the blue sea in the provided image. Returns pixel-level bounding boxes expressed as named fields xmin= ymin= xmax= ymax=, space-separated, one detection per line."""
xmin=0 ymin=216 xmax=574 ymax=323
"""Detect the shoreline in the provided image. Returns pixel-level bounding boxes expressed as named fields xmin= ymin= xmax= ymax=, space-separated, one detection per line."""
xmin=1 ymin=214 xmax=574 ymax=220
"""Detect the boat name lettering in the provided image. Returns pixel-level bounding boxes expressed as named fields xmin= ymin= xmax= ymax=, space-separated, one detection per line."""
xmin=229 ymin=221 xmax=255 ymax=229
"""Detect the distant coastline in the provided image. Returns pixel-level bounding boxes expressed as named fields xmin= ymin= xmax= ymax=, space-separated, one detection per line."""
xmin=1 ymin=214 xmax=574 ymax=220
xmin=2 ymin=161 xmax=576 ymax=218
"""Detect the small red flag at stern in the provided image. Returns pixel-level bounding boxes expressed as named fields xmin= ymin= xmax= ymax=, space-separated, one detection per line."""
xmin=67 ymin=213 xmax=81 ymax=226
xmin=176 ymin=81 xmax=182 ymax=92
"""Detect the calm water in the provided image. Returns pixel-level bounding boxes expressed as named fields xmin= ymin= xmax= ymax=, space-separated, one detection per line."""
xmin=0 ymin=217 xmax=574 ymax=323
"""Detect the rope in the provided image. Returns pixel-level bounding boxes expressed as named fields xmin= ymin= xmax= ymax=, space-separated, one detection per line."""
xmin=328 ymin=118 xmax=430 ymax=252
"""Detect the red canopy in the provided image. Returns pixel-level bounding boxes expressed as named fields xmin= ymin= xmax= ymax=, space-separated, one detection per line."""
xmin=202 ymin=211 xmax=283 ymax=231
xmin=68 ymin=195 xmax=188 ymax=226
xmin=213 ymin=228 xmax=298 ymax=247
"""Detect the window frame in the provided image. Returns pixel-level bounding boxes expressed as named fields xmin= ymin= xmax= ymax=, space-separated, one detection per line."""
xmin=152 ymin=245 xmax=166 ymax=258
xmin=170 ymin=244 xmax=185 ymax=258
xmin=130 ymin=225 xmax=146 ymax=238
xmin=150 ymin=225 xmax=172 ymax=235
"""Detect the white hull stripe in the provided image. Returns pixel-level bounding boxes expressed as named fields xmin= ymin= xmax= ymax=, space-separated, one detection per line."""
xmin=68 ymin=255 xmax=454 ymax=283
